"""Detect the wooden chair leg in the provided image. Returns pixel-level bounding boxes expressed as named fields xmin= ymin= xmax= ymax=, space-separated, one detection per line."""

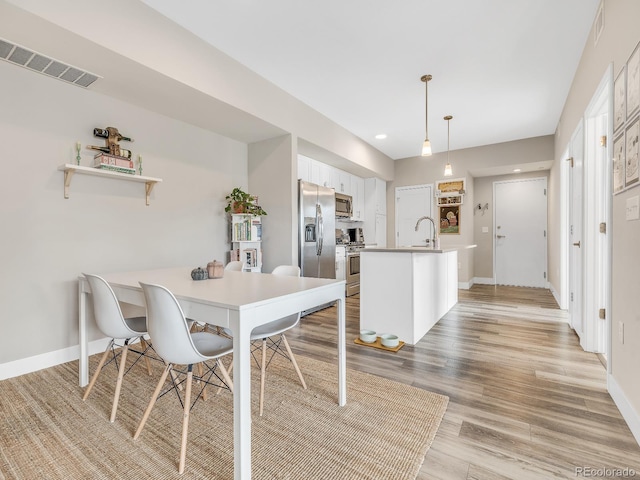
xmin=110 ymin=344 xmax=129 ymax=423
xmin=134 ymin=364 xmax=171 ymax=440
xmin=282 ymin=334 xmax=307 ymax=390
xmin=82 ymin=339 xmax=114 ymax=401
xmin=259 ymin=339 xmax=267 ymax=417
xmin=217 ymin=358 xmax=234 ymax=394
xmin=140 ymin=337 xmax=153 ymax=375
xmin=179 ymin=367 xmax=194 ymax=474
xmin=215 ymin=359 xmax=233 ymax=395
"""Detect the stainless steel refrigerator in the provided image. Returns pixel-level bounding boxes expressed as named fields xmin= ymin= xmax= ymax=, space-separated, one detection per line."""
xmin=299 ymin=180 xmax=336 ymax=280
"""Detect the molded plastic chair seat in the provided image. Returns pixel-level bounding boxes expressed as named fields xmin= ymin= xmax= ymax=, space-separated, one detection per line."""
xmin=134 ymin=282 xmax=233 ymax=474
xmin=225 ymin=260 xmax=246 ymax=271
xmin=81 ymin=273 xmax=155 ymax=423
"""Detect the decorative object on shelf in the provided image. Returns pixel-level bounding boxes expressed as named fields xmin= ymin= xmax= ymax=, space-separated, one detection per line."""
xmin=435 ymin=178 xmax=465 ymax=206
xmin=224 ymin=187 xmax=268 ymax=216
xmin=207 ymin=260 xmax=224 ymax=279
xmin=75 ymin=141 xmax=81 ymax=165
xmin=93 ymin=152 xmax=136 ymax=175
xmin=190 ymin=267 xmax=208 ymax=281
xmin=91 ymin=126 xmax=133 ymax=156
xmin=443 ymin=115 xmax=453 ymax=177
xmin=138 ymin=154 xmax=143 ymax=176
xmin=420 ymin=74 xmax=433 ymax=156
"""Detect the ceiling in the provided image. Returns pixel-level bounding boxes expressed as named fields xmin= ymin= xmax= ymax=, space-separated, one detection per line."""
xmin=141 ymin=0 xmax=600 ymax=161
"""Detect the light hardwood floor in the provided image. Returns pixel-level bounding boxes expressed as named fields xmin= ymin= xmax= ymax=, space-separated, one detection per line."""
xmin=286 ymin=285 xmax=640 ymax=479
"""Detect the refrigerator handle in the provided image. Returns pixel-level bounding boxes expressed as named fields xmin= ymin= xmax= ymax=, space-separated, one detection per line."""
xmin=316 ymin=203 xmax=323 ymax=256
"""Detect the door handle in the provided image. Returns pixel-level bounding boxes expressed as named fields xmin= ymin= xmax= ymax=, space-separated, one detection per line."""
xmin=573 ymin=241 xmax=581 ymax=247
xmin=496 ymin=234 xmax=506 ymax=239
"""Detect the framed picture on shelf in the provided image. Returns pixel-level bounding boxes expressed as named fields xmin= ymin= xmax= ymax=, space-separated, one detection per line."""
xmin=626 ymin=115 xmax=640 ymax=188
xmin=627 ymin=41 xmax=640 ymax=119
xmin=613 ymin=132 xmax=625 ymax=194
xmin=614 ymin=66 xmax=626 ymax=132
xmin=439 ymin=205 xmax=460 ymax=235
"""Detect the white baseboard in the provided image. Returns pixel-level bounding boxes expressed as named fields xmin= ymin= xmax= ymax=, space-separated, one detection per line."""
xmin=458 ymin=280 xmax=473 ymax=290
xmin=473 ymin=277 xmax=495 ymax=285
xmin=0 ymin=337 xmax=111 ymax=381
xmin=608 ymin=373 xmax=640 ymax=448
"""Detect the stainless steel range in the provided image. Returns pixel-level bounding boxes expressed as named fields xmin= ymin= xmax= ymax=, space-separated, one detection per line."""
xmin=346 ymin=242 xmax=364 ymax=296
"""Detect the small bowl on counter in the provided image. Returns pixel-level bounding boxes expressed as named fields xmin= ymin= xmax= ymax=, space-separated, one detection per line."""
xmin=359 ymin=330 xmax=377 ymax=343
xmin=379 ymin=334 xmax=399 ymax=348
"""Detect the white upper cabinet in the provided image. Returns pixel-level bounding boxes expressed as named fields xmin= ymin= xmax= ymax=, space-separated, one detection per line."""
xmin=297 ymin=154 xmax=311 ymax=182
xmin=311 ymin=161 xmax=333 ymax=188
xmin=350 ymin=175 xmax=365 ymax=221
xmin=298 ymin=157 xmax=365 ymax=222
xmin=365 ymin=177 xmax=387 ymax=215
xmin=332 ymin=168 xmax=351 ymax=194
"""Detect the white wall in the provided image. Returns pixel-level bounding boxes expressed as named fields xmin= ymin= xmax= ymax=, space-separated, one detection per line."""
xmin=554 ymin=0 xmax=640 ymax=439
xmin=0 ymin=60 xmax=247 ymax=365
xmin=391 ymin=136 xmax=554 ymax=284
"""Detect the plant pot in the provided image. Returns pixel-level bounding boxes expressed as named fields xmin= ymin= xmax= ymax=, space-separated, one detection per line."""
xmin=232 ymin=202 xmax=246 ymax=214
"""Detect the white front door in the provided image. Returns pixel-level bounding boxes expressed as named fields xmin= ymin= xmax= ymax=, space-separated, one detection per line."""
xmin=494 ymin=177 xmax=548 ymax=288
xmin=395 ymin=185 xmax=433 ymax=247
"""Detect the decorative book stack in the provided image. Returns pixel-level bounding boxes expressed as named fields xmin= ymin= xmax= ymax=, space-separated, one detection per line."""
xmin=93 ymin=153 xmax=136 ymax=175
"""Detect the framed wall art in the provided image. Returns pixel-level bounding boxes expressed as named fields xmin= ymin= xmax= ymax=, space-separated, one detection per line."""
xmin=627 ymin=41 xmax=640 ymax=119
xmin=626 ymin=115 xmax=640 ymax=188
xmin=613 ymin=132 xmax=625 ymax=194
xmin=614 ymin=66 xmax=626 ymax=133
xmin=439 ymin=205 xmax=460 ymax=235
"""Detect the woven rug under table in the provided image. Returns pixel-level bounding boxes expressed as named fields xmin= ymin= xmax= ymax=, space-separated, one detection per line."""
xmin=0 ymin=352 xmax=449 ymax=479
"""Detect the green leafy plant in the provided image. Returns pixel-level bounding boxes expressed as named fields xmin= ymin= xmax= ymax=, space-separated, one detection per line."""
xmin=224 ymin=187 xmax=267 ymax=216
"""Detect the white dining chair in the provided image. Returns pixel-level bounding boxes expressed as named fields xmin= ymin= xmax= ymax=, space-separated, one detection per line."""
xmin=81 ymin=273 xmax=154 ymax=423
xmin=223 ymin=264 xmax=306 ymax=416
xmin=225 ymin=260 xmax=246 ymax=271
xmin=135 ymin=282 xmax=234 ymax=474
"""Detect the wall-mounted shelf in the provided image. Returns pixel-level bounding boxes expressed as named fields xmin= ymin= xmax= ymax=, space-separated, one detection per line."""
xmin=58 ymin=164 xmax=162 ymax=205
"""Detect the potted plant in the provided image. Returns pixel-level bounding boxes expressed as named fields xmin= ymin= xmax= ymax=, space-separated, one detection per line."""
xmin=224 ymin=187 xmax=268 ymax=216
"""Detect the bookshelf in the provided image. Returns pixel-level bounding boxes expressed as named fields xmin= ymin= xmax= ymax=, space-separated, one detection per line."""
xmin=229 ymin=214 xmax=262 ymax=272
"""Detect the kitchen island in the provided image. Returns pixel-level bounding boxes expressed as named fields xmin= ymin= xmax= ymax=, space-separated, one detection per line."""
xmin=360 ymin=246 xmax=475 ymax=344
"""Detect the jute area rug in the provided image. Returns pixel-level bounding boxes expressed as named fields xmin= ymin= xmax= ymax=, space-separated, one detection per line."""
xmin=0 ymin=352 xmax=448 ymax=479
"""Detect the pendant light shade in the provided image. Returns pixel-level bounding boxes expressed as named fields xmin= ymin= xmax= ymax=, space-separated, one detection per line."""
xmin=444 ymin=115 xmax=453 ymax=177
xmin=421 ymin=74 xmax=432 ymax=156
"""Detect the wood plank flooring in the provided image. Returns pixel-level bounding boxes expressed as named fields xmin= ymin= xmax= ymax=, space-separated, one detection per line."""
xmin=286 ymin=285 xmax=640 ymax=479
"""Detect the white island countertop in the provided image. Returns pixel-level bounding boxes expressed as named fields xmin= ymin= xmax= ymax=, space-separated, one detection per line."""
xmin=363 ymin=244 xmax=476 ymax=253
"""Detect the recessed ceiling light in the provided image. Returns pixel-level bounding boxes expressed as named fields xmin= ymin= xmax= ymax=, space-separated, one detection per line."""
xmin=375 ymin=134 xmax=387 ymax=140
xmin=513 ymin=168 xmax=521 ymax=172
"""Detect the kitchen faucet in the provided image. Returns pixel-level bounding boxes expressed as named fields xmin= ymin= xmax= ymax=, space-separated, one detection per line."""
xmin=414 ymin=216 xmax=439 ymax=248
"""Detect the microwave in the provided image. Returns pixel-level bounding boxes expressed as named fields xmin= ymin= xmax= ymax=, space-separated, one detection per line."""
xmin=335 ymin=192 xmax=353 ymax=218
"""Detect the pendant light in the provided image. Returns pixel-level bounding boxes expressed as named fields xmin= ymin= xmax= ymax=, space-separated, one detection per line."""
xmin=444 ymin=115 xmax=453 ymax=177
xmin=421 ymin=74 xmax=432 ymax=156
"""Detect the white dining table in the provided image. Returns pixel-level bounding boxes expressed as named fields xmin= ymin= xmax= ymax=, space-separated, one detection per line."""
xmin=78 ymin=267 xmax=346 ymax=480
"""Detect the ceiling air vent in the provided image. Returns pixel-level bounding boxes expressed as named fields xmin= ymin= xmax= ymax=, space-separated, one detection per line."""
xmin=0 ymin=37 xmax=100 ymax=88
xmin=593 ymin=1 xmax=604 ymax=46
